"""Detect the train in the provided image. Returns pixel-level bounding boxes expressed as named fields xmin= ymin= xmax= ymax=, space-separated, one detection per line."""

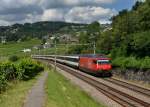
xmin=32 ymin=54 xmax=112 ymax=76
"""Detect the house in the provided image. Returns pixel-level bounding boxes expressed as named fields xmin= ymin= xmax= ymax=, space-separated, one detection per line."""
xmin=21 ymin=49 xmax=31 ymax=52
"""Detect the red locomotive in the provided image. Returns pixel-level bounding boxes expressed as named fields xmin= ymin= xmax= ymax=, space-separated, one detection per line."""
xmin=79 ymin=55 xmax=112 ymax=76
xmin=32 ymin=54 xmax=112 ymax=76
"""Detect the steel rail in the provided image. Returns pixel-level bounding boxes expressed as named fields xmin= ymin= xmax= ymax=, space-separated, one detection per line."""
xmin=105 ymin=78 xmax=150 ymax=97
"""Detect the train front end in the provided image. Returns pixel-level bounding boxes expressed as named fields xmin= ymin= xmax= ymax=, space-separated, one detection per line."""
xmin=95 ymin=58 xmax=112 ymax=76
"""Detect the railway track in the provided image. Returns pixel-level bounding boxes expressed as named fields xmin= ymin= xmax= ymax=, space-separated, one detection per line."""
xmin=105 ymin=78 xmax=150 ymax=97
xmin=35 ymin=58 xmax=150 ymax=107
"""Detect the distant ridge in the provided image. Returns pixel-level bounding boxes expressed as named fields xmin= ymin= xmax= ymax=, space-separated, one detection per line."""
xmin=0 ymin=21 xmax=87 ymax=41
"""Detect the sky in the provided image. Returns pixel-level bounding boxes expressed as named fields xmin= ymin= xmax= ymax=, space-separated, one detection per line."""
xmin=0 ymin=0 xmax=143 ymax=26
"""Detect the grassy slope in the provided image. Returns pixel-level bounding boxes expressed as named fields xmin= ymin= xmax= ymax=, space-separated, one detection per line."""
xmin=0 ymin=39 xmax=40 ymax=57
xmin=33 ymin=45 xmax=68 ymax=55
xmin=45 ymin=70 xmax=105 ymax=107
xmin=0 ymin=72 xmax=43 ymax=107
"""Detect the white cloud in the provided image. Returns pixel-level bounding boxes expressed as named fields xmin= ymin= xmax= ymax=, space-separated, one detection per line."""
xmin=135 ymin=0 xmax=145 ymax=2
xmin=42 ymin=9 xmax=65 ymax=21
xmin=0 ymin=0 xmax=41 ymax=9
xmin=0 ymin=20 xmax=10 ymax=26
xmin=40 ymin=6 xmax=117 ymax=24
xmin=0 ymin=0 xmax=118 ymax=25
xmin=41 ymin=0 xmax=116 ymax=9
xmin=94 ymin=0 xmax=115 ymax=4
xmin=65 ymin=6 xmax=117 ymax=24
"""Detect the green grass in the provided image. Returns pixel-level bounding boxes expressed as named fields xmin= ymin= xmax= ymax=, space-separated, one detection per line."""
xmin=0 ymin=39 xmax=41 ymax=57
xmin=33 ymin=44 xmax=68 ymax=55
xmin=45 ymin=69 xmax=105 ymax=107
xmin=0 ymin=72 xmax=43 ymax=107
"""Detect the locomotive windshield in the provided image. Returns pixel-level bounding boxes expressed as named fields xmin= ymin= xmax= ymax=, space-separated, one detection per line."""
xmin=97 ymin=60 xmax=110 ymax=64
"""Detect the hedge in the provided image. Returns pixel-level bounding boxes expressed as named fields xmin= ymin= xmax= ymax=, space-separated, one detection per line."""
xmin=17 ymin=59 xmax=44 ymax=80
xmin=112 ymin=56 xmax=150 ymax=69
xmin=0 ymin=59 xmax=44 ymax=93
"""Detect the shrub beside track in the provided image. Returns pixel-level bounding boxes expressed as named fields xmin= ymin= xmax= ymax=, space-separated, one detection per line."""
xmin=0 ymin=58 xmax=44 ymax=93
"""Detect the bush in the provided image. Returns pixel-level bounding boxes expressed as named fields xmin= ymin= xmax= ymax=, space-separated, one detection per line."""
xmin=0 ymin=73 xmax=7 ymax=92
xmin=0 ymin=62 xmax=17 ymax=80
xmin=17 ymin=59 xmax=44 ymax=80
xmin=0 ymin=62 xmax=17 ymax=92
xmin=112 ymin=56 xmax=150 ymax=69
xmin=0 ymin=58 xmax=44 ymax=93
xmin=8 ymin=55 xmax=19 ymax=62
xmin=140 ymin=57 xmax=150 ymax=69
xmin=112 ymin=57 xmax=125 ymax=67
xmin=123 ymin=57 xmax=141 ymax=69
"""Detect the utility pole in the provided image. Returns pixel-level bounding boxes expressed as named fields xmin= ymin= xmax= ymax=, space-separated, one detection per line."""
xmin=93 ymin=42 xmax=96 ymax=55
xmin=66 ymin=36 xmax=69 ymax=55
xmin=38 ymin=48 xmax=40 ymax=55
xmin=54 ymin=39 xmax=57 ymax=71
xmin=66 ymin=44 xmax=68 ymax=55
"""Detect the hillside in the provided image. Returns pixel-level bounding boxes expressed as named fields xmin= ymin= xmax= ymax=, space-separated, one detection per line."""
xmin=0 ymin=39 xmax=40 ymax=57
xmin=0 ymin=21 xmax=87 ymax=42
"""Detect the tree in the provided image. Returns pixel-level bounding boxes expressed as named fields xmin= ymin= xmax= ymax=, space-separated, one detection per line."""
xmin=96 ymin=30 xmax=113 ymax=54
xmin=138 ymin=1 xmax=150 ymax=31
xmin=78 ymin=21 xmax=102 ymax=44
xmin=132 ymin=1 xmax=143 ymax=10
xmin=131 ymin=31 xmax=150 ymax=57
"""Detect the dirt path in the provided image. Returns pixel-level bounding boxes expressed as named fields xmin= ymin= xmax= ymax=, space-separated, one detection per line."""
xmin=23 ymin=71 xmax=48 ymax=107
